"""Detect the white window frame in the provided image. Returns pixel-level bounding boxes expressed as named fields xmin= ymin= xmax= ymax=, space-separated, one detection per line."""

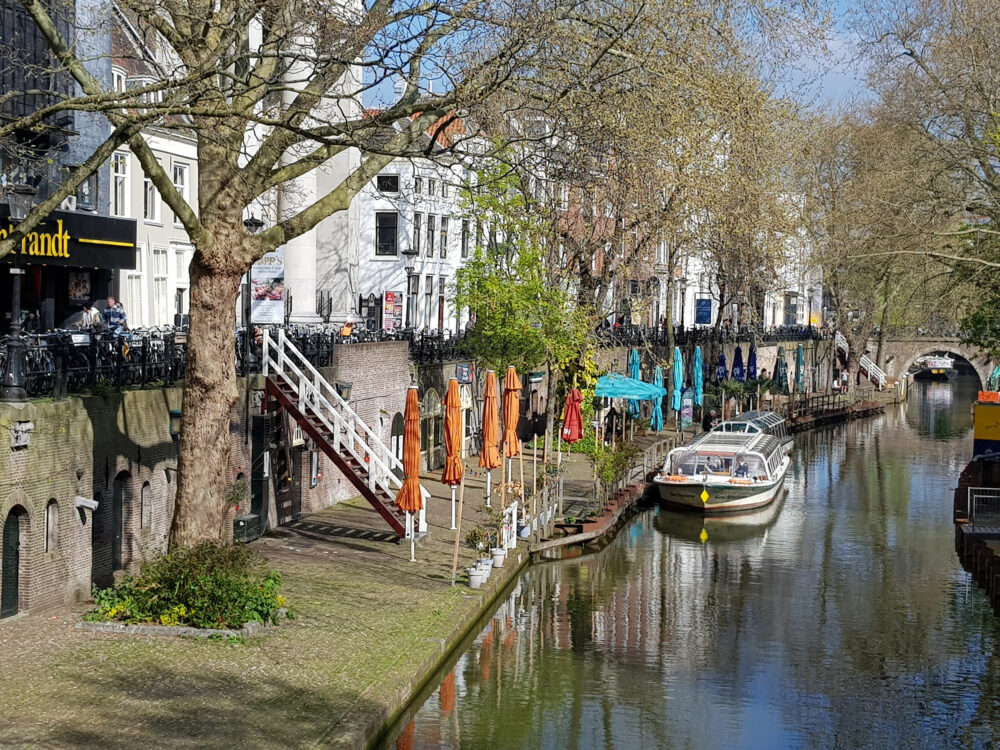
xmin=143 ymin=170 xmax=160 ymax=224
xmin=172 ymin=163 xmax=189 ymax=227
xmin=111 ymin=151 xmax=129 ymax=218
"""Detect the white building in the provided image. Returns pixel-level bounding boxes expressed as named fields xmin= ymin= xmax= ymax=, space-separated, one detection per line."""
xmin=352 ymin=155 xmax=475 ymax=333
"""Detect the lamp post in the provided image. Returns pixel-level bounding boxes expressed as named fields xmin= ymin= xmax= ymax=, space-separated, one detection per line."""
xmin=241 ymin=215 xmax=265 ymax=373
xmin=678 ymin=276 xmax=687 ymax=331
xmin=2 ymin=184 xmax=38 ymax=402
xmin=403 ymin=251 xmax=416 ymax=328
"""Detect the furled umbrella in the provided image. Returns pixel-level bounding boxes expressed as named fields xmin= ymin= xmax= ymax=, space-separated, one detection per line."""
xmin=394 ymin=385 xmax=423 ymax=561
xmin=747 ymin=345 xmax=758 ymax=380
xmin=502 ymin=366 xmax=522 ymax=506
xmin=626 ymin=348 xmax=642 ymax=418
xmin=651 ymin=365 xmax=664 ymax=432
xmin=671 ymin=347 xmax=684 ymax=413
xmin=442 ymin=378 xmax=463 ymax=531
xmin=796 ymin=343 xmax=806 ymax=393
xmin=775 ymin=346 xmax=788 ymax=391
xmin=716 ymin=352 xmax=728 ymax=383
xmin=561 ymin=388 xmax=584 ymax=444
xmin=693 ymin=346 xmax=704 ymax=407
xmin=732 ymin=346 xmax=745 ymax=382
xmin=479 ymin=370 xmax=502 ymax=507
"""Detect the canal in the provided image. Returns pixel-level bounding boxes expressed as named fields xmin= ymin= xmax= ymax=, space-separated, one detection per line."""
xmin=387 ymin=375 xmax=1000 ymax=749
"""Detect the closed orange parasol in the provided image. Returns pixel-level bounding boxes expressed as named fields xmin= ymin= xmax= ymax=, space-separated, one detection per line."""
xmin=442 ymin=379 xmax=463 ymax=485
xmin=502 ymin=366 xmax=522 ymax=458
xmin=394 ymin=386 xmax=423 ymax=514
xmin=479 ymin=371 xmax=502 ymax=470
xmin=442 ymin=378 xmax=463 ymax=530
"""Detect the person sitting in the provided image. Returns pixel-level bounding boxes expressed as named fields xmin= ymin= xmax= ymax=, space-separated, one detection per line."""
xmin=707 ymin=455 xmax=723 ymax=473
xmin=734 ymin=457 xmax=750 ymax=478
xmin=22 ymin=311 xmax=40 ymax=333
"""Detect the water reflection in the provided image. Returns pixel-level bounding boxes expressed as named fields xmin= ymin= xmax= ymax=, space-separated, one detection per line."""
xmin=388 ymin=378 xmax=1000 ymax=749
xmin=905 ymin=375 xmax=978 ymax=439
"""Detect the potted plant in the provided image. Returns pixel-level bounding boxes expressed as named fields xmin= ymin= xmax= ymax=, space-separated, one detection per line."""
xmin=480 ymin=505 xmax=508 ymax=567
xmin=467 ymin=567 xmax=486 ymax=589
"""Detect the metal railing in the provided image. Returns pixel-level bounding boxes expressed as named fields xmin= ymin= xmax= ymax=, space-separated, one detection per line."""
xmin=967 ymin=487 xmax=1000 ymax=529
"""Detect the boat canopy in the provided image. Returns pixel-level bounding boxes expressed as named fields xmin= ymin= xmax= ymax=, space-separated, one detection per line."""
xmin=594 ymin=373 xmax=667 ymax=401
xmin=665 ymin=432 xmax=784 ymax=480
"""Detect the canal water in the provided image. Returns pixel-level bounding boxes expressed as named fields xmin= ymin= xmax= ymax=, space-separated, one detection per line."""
xmin=388 ymin=375 xmax=1000 ymax=749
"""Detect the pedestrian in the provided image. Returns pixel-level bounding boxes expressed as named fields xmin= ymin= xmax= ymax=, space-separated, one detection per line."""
xmin=701 ymin=408 xmax=717 ymax=433
xmin=81 ymin=302 xmax=103 ymax=330
xmin=103 ymin=296 xmax=127 ymax=333
xmin=22 ymin=310 xmax=39 ymax=333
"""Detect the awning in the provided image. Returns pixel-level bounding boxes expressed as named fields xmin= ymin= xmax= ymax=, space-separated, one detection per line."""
xmin=595 ymin=373 xmax=667 ymax=401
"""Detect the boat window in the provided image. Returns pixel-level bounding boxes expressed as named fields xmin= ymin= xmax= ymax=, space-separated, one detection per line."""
xmin=671 ymin=451 xmax=697 ymax=475
xmin=735 ymin=455 xmax=766 ymax=478
xmin=698 ymin=454 xmax=731 ymax=475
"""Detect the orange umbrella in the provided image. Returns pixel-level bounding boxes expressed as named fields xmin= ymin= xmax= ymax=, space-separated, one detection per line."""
xmin=395 ymin=386 xmax=422 ymax=559
xmin=480 ymin=370 xmax=502 ymax=507
xmin=442 ymin=379 xmax=463 ymax=485
xmin=442 ymin=378 xmax=463 ymax=530
xmin=479 ymin=371 xmax=502 ymax=470
xmin=502 ymin=366 xmax=521 ymax=459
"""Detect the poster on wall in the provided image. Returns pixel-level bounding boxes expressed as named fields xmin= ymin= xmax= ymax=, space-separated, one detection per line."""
xmin=695 ymin=298 xmax=712 ymax=325
xmin=68 ymin=271 xmax=91 ymax=303
xmin=680 ymin=392 xmax=694 ymax=429
xmin=250 ymin=248 xmax=285 ymax=324
xmin=383 ymin=290 xmax=404 ymax=330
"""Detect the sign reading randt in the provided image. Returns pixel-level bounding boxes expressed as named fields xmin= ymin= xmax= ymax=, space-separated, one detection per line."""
xmin=0 ymin=206 xmax=136 ymax=269
xmin=250 ymin=249 xmax=285 ymax=324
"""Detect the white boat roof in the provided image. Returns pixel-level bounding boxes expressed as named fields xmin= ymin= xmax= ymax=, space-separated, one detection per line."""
xmin=713 ymin=410 xmax=787 ymax=430
xmin=674 ymin=431 xmax=779 ymax=456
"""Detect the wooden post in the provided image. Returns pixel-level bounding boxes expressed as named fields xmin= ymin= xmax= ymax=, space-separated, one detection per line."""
xmin=450 ymin=480 xmax=466 ymax=586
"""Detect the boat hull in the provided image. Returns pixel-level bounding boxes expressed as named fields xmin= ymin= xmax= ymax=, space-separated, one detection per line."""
xmin=654 ymin=474 xmax=786 ymax=513
xmin=913 ymin=367 xmax=957 ymax=381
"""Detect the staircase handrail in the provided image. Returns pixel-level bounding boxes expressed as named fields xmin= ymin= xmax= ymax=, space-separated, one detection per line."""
xmin=262 ymin=329 xmax=405 ymax=486
xmin=860 ymin=354 xmax=886 ymax=390
xmin=835 ymin=331 xmax=849 ymax=354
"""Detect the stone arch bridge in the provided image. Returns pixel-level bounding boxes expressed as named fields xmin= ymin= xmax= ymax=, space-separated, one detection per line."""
xmin=878 ymin=337 xmax=994 ymax=388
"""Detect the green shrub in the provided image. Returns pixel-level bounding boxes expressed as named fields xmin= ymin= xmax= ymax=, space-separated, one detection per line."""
xmin=89 ymin=543 xmax=287 ymax=629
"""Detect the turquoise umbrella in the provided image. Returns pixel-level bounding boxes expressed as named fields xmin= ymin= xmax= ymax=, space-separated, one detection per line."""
xmin=693 ymin=346 xmax=704 ymax=406
xmin=796 ymin=343 xmax=805 ymax=392
xmin=650 ymin=365 xmax=664 ymax=432
xmin=627 ymin=349 xmax=641 ymax=418
xmin=672 ymin=347 xmax=683 ymax=412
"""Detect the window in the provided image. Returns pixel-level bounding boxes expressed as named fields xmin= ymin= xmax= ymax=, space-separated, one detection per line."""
xmin=414 ymin=176 xmax=422 ymax=194
xmin=172 ymin=163 xmax=188 ymax=226
xmin=76 ymin=170 xmax=97 ymax=210
xmin=375 ymin=212 xmax=399 ymax=256
xmin=461 ymin=219 xmax=470 ymax=259
xmin=438 ymin=276 xmax=446 ymax=330
xmin=426 ymin=215 xmax=436 ymax=256
xmin=424 ymin=276 xmax=434 ymax=328
xmin=406 ymin=275 xmax=418 ymax=327
xmin=441 ymin=181 xmax=450 ymax=198
xmin=112 ymin=68 xmax=126 ymax=93
xmin=377 ymin=174 xmax=399 ymax=192
xmin=45 ymin=500 xmax=58 ymax=553
xmin=475 ymin=221 xmax=483 ymax=253
xmin=140 ymin=482 xmax=151 ymax=529
xmin=428 ymin=178 xmax=437 ymax=197
xmin=153 ymin=246 xmax=168 ymax=323
xmin=112 ymin=152 xmax=128 ymax=217
xmin=175 ymin=246 xmax=189 ymax=282
xmin=309 ymin=451 xmax=319 ymax=488
xmin=413 ymin=213 xmax=422 ymax=255
xmin=143 ymin=173 xmax=160 ymax=222
xmin=439 ymin=217 xmax=448 ymax=258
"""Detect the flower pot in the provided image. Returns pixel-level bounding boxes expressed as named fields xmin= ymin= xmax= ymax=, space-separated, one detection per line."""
xmin=491 ymin=548 xmax=506 ymax=568
xmin=467 ymin=568 xmax=485 ymax=589
xmin=478 ymin=559 xmax=493 ymax=578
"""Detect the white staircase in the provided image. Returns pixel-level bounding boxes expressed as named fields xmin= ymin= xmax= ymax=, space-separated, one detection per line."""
xmin=835 ymin=331 xmax=886 ymax=390
xmin=261 ymin=329 xmax=427 ymax=537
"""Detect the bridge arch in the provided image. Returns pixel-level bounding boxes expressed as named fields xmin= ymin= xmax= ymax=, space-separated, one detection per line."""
xmin=880 ymin=339 xmax=993 ymax=390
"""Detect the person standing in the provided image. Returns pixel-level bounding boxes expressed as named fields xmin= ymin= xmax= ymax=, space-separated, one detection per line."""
xmin=701 ymin=408 xmax=717 ymax=433
xmin=103 ymin=296 xmax=127 ymax=333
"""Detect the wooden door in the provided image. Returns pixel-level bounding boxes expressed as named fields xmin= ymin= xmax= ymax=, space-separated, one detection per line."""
xmin=1 ymin=512 xmax=20 ymax=618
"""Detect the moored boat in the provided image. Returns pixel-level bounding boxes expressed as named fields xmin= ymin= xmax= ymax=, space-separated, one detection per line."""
xmin=913 ymin=355 xmax=957 ymax=381
xmin=653 ymin=432 xmax=790 ymax=513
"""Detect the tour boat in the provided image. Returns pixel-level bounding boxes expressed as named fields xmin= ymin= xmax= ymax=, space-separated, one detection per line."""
xmin=710 ymin=410 xmax=794 ymax=456
xmin=653 ymin=432 xmax=790 ymax=513
xmin=913 ymin=355 xmax=957 ymax=381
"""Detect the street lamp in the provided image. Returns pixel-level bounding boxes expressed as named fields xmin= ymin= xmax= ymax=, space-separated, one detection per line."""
xmin=2 ymin=184 xmax=38 ymax=402
xmin=403 ymin=252 xmax=416 ymax=328
xmin=241 ymin=215 xmax=265 ymax=372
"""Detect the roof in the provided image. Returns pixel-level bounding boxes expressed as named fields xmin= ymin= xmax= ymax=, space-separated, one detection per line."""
xmin=714 ymin=410 xmax=787 ymax=430
xmin=671 ymin=432 xmax=781 ymax=457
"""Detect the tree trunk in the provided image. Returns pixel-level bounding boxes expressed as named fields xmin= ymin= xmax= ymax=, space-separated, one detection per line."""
xmin=169 ymin=248 xmax=243 ymax=547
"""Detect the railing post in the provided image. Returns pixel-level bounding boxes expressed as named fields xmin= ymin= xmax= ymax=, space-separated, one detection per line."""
xmin=262 ymin=329 xmax=271 ymax=376
xmin=968 ymin=487 xmax=973 ymax=526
